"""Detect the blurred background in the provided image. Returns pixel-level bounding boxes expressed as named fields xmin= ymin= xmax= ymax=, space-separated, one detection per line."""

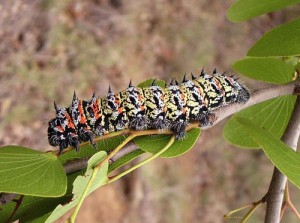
xmin=0 ymin=0 xmax=299 ymax=222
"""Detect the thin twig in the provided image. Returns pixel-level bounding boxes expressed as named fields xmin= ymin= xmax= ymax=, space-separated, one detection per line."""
xmin=5 ymin=195 xmax=24 ymax=223
xmin=224 ymin=197 xmax=265 ymax=222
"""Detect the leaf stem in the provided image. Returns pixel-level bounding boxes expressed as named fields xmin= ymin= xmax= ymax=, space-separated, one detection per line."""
xmin=68 ymin=163 xmax=99 ymax=223
xmin=107 ymin=136 xmax=176 ymax=184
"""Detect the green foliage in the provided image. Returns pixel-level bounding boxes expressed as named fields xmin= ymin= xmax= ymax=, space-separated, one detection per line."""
xmin=248 ymin=18 xmax=300 ymax=57
xmin=236 ymin=118 xmax=300 ymax=188
xmin=224 ymin=95 xmax=296 ymax=148
xmin=225 ymin=3 xmax=300 ymax=150
xmin=137 ymin=78 xmax=166 ymax=88
xmin=0 ymin=146 xmax=66 ymax=197
xmin=0 ymin=170 xmax=81 ymax=223
xmin=232 ymin=57 xmax=295 ymax=84
xmin=23 ymin=212 xmax=52 ymax=223
xmin=227 ymin=0 xmax=300 ymax=22
xmin=45 ymin=151 xmax=108 ymax=223
xmin=134 ymin=128 xmax=201 ymax=158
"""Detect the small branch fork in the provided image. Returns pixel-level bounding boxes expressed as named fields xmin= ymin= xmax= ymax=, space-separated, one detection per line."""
xmin=224 ymin=196 xmax=266 ymax=223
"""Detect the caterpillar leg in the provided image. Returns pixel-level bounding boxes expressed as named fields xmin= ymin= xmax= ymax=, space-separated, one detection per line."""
xmin=78 ymin=128 xmax=97 ymax=149
xmin=59 ymin=140 xmax=68 ymax=155
xmin=171 ymin=121 xmax=187 ymax=140
xmin=149 ymin=115 xmax=167 ymax=130
xmin=68 ymin=136 xmax=80 ymax=152
xmin=57 ymin=133 xmax=79 ymax=154
xmin=198 ymin=112 xmax=216 ymax=127
xmin=129 ymin=116 xmax=147 ymax=131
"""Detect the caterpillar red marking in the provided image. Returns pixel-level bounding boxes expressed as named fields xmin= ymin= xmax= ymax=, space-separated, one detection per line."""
xmin=48 ymin=69 xmax=250 ymax=153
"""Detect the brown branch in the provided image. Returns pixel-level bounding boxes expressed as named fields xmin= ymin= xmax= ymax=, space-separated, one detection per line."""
xmin=108 ymin=141 xmax=137 ymax=163
xmin=63 ymin=157 xmax=90 ymax=174
xmin=264 ymin=96 xmax=300 ymax=223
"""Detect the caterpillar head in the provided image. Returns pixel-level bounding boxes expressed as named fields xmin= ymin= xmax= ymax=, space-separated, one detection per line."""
xmin=48 ymin=118 xmax=62 ymax=145
xmin=48 ymin=102 xmax=80 ymax=153
xmin=48 ymin=118 xmax=79 ymax=153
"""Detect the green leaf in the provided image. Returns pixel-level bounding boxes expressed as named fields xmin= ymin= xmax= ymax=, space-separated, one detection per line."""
xmin=21 ymin=212 xmax=52 ymax=223
xmin=134 ymin=128 xmax=201 ymax=158
xmin=248 ymin=18 xmax=300 ymax=57
xmin=0 ymin=195 xmax=71 ymax=223
xmin=0 ymin=170 xmax=83 ymax=223
xmin=224 ymin=95 xmax=296 ymax=148
xmin=236 ymin=118 xmax=300 ymax=188
xmin=137 ymin=79 xmax=166 ymax=88
xmin=108 ymin=149 xmax=145 ymax=173
xmin=4 ymin=137 xmax=125 ymax=222
xmin=232 ymin=57 xmax=295 ymax=84
xmin=45 ymin=151 xmax=108 ymax=223
xmin=0 ymin=168 xmax=82 ymax=222
xmin=0 ymin=146 xmax=66 ymax=197
xmin=227 ymin=0 xmax=300 ymax=22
